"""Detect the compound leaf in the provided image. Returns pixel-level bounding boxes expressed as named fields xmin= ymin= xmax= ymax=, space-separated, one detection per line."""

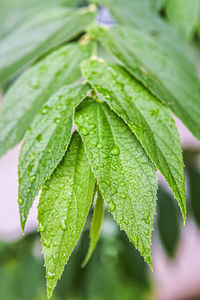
xmin=82 ymin=188 xmax=104 ymax=267
xmin=82 ymin=58 xmax=186 ymax=220
xmin=19 ymin=83 xmax=90 ymax=231
xmin=75 ymin=98 xmax=157 ymax=267
xmin=0 ymin=6 xmax=96 ymax=83
xmin=0 ymin=41 xmax=94 ymax=157
xmin=38 ymin=131 xmax=95 ymax=298
xmin=89 ymin=24 xmax=200 ymax=140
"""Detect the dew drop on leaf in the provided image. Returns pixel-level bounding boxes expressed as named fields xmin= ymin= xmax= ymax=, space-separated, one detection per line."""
xmin=96 ymin=142 xmax=103 ymax=149
xmin=29 ymin=175 xmax=36 ymax=183
xmin=18 ymin=198 xmax=23 ymax=205
xmin=38 ymin=223 xmax=45 ymax=232
xmin=43 ymin=239 xmax=50 ymax=248
xmin=110 ymin=186 xmax=117 ymax=195
xmin=26 ymin=188 xmax=31 ymax=194
xmin=48 ymin=272 xmax=55 ymax=279
xmin=111 ymin=146 xmax=120 ymax=155
xmin=36 ymin=134 xmax=43 ymax=142
xmin=29 ymin=78 xmax=40 ymax=89
xmin=120 ymin=192 xmax=127 ymax=199
xmin=80 ymin=127 xmax=89 ymax=136
xmin=60 ymin=218 xmax=67 ymax=231
xmin=109 ymin=201 xmax=116 ymax=212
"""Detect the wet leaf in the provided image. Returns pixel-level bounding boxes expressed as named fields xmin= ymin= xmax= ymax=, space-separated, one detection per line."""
xmin=0 ymin=42 xmax=94 ymax=157
xmin=82 ymin=58 xmax=186 ymax=220
xmin=75 ymin=98 xmax=157 ymax=267
xmin=19 ymin=83 xmax=90 ymax=231
xmin=38 ymin=132 xmax=95 ymax=298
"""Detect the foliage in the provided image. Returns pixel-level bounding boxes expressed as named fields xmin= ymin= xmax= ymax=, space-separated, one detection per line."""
xmin=0 ymin=0 xmax=200 ymax=296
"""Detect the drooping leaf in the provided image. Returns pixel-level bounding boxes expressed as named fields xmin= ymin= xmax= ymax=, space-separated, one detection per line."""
xmin=166 ymin=0 xmax=200 ymax=40
xmin=89 ymin=24 xmax=200 ymax=140
xmin=81 ymin=58 xmax=186 ymax=220
xmin=75 ymin=98 xmax=157 ymax=267
xmin=0 ymin=5 xmax=96 ymax=84
xmin=156 ymin=186 xmax=180 ymax=257
xmin=82 ymin=188 xmax=104 ymax=267
xmin=0 ymin=41 xmax=94 ymax=157
xmin=19 ymin=83 xmax=90 ymax=231
xmin=38 ymin=131 xmax=95 ymax=298
xmin=92 ymin=0 xmax=196 ymax=72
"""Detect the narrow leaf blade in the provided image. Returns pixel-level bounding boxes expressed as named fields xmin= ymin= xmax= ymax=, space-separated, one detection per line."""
xmin=89 ymin=24 xmax=200 ymax=140
xmin=75 ymin=98 xmax=158 ymax=267
xmin=82 ymin=188 xmax=104 ymax=267
xmin=82 ymin=58 xmax=186 ymax=220
xmin=38 ymin=132 xmax=95 ymax=298
xmin=19 ymin=83 xmax=90 ymax=231
xmin=0 ymin=41 xmax=94 ymax=157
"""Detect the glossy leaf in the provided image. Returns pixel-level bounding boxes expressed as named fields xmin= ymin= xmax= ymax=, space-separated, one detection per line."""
xmin=0 ymin=42 xmax=94 ymax=157
xmin=0 ymin=6 xmax=96 ymax=83
xmin=82 ymin=188 xmax=104 ymax=267
xmin=38 ymin=132 xmax=95 ymax=298
xmin=75 ymin=98 xmax=157 ymax=267
xmin=19 ymin=83 xmax=90 ymax=231
xmin=82 ymin=58 xmax=186 ymax=220
xmin=89 ymin=24 xmax=200 ymax=140
xmin=166 ymin=0 xmax=200 ymax=40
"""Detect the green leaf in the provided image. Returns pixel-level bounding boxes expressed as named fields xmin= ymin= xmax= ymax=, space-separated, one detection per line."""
xmin=75 ymin=98 xmax=157 ymax=267
xmin=38 ymin=131 xmax=95 ymax=298
xmin=166 ymin=0 xmax=200 ymax=40
xmin=0 ymin=5 xmax=96 ymax=84
xmin=81 ymin=58 xmax=186 ymax=220
xmin=19 ymin=83 xmax=90 ymax=231
xmin=187 ymin=165 xmax=200 ymax=228
xmin=89 ymin=24 xmax=200 ymax=140
xmin=157 ymin=187 xmax=180 ymax=257
xmin=0 ymin=41 xmax=94 ymax=157
xmin=92 ymin=0 xmax=197 ymax=77
xmin=82 ymin=187 xmax=104 ymax=267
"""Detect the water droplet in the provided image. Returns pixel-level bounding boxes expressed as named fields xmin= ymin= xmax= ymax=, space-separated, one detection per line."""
xmin=39 ymin=65 xmax=48 ymax=74
xmin=29 ymin=175 xmax=36 ymax=183
xmin=121 ymin=182 xmax=125 ymax=187
xmin=96 ymin=142 xmax=103 ymax=149
xmin=29 ymin=78 xmax=40 ymax=89
xmin=43 ymin=239 xmax=50 ymax=248
xmin=56 ymin=103 xmax=62 ymax=110
xmin=38 ymin=223 xmax=45 ymax=232
xmin=53 ymin=241 xmax=57 ymax=247
xmin=110 ymin=186 xmax=117 ymax=195
xmin=144 ymin=230 xmax=149 ymax=236
xmin=109 ymin=201 xmax=116 ymax=212
xmin=124 ymin=220 xmax=129 ymax=225
xmin=36 ymin=134 xmax=42 ymax=142
xmin=53 ymin=117 xmax=61 ymax=124
xmin=18 ymin=198 xmax=23 ymax=205
xmin=102 ymin=153 xmax=109 ymax=159
xmin=111 ymin=146 xmax=120 ymax=155
xmin=40 ymin=105 xmax=49 ymax=115
xmin=120 ymin=192 xmax=127 ymax=199
xmin=93 ymin=164 xmax=98 ymax=170
xmin=48 ymin=272 xmax=55 ymax=279
xmin=101 ymin=188 xmax=105 ymax=194
xmin=80 ymin=127 xmax=89 ymax=136
xmin=26 ymin=188 xmax=31 ymax=194
xmin=60 ymin=218 xmax=67 ymax=231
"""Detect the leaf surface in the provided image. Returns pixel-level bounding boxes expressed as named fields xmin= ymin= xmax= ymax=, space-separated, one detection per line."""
xmin=0 ymin=42 xmax=94 ymax=157
xmin=0 ymin=6 xmax=96 ymax=83
xmin=38 ymin=131 xmax=95 ymax=298
xmin=75 ymin=98 xmax=157 ymax=266
xmin=89 ymin=24 xmax=200 ymax=140
xmin=19 ymin=83 xmax=90 ymax=231
xmin=82 ymin=188 xmax=104 ymax=267
xmin=82 ymin=59 xmax=186 ymax=220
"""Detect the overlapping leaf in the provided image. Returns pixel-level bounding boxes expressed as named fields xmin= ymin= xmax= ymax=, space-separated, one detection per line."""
xmin=81 ymin=59 xmax=186 ymax=220
xmin=92 ymin=0 xmax=196 ymax=73
xmin=0 ymin=42 xmax=94 ymax=157
xmin=38 ymin=132 xmax=95 ymax=298
xmin=82 ymin=188 xmax=104 ymax=267
xmin=19 ymin=83 xmax=90 ymax=230
xmin=89 ymin=24 xmax=200 ymax=140
xmin=0 ymin=5 xmax=96 ymax=83
xmin=166 ymin=0 xmax=200 ymax=40
xmin=75 ymin=98 xmax=157 ymax=267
